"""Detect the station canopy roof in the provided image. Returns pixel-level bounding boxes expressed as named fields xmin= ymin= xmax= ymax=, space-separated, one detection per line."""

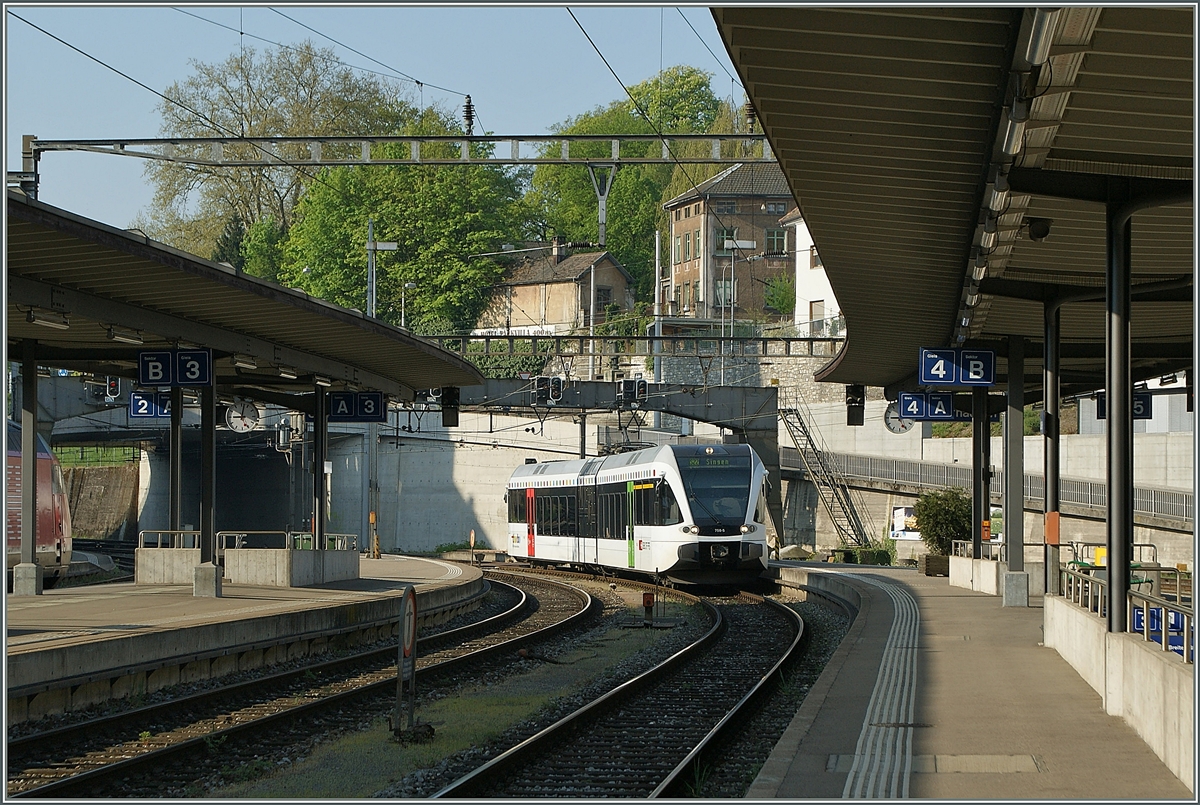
xmin=6 ymin=190 xmax=484 ymax=401
xmin=714 ymin=6 xmax=1193 ymax=397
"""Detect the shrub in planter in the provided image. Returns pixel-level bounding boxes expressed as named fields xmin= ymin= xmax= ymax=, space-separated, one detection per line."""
xmin=913 ymin=487 xmax=971 ymax=556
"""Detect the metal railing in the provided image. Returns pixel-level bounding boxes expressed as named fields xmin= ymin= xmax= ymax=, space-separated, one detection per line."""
xmin=783 ymin=450 xmax=1194 ymax=524
xmin=951 ymin=539 xmax=1002 ymax=560
xmin=138 ymin=530 xmax=201 ymax=549
xmin=286 ymin=532 xmax=359 ymax=551
xmin=1058 ymin=566 xmax=1194 ymax=663
xmin=218 ymin=530 xmax=290 ymax=549
xmin=1129 ymin=589 xmax=1195 ymax=663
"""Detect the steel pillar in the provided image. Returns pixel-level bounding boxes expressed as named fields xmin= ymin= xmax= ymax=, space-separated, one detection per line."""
xmin=1004 ymin=336 xmax=1024 ymax=572
xmin=169 ymin=386 xmax=183 ymax=531
xmin=15 ymin=339 xmax=43 ymax=595
xmin=313 ymin=387 xmax=328 ymax=548
xmin=199 ymin=385 xmax=216 ymax=565
xmin=1106 ymin=179 xmax=1133 ymax=633
xmin=971 ymin=387 xmax=989 ymax=559
xmin=1043 ymin=303 xmax=1061 ymax=595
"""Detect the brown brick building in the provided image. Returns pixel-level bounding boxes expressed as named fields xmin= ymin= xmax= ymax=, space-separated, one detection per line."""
xmin=662 ymin=163 xmax=796 ymax=323
xmin=475 ymin=240 xmax=634 ymax=334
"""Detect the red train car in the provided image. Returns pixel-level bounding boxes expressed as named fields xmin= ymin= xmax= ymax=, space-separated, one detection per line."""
xmin=6 ymin=420 xmax=72 ymax=587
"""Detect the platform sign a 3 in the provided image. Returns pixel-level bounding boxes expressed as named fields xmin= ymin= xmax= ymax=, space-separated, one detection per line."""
xmin=899 ymin=393 xmax=927 ymax=419
xmin=327 ymin=391 xmax=356 ymax=420
xmin=919 ymin=349 xmax=957 ymax=386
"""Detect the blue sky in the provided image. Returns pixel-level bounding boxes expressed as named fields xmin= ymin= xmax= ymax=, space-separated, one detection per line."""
xmin=4 ymin=5 xmax=742 ymax=230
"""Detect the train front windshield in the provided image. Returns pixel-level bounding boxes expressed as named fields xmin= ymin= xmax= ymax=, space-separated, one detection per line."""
xmin=677 ymin=455 xmax=752 ymax=525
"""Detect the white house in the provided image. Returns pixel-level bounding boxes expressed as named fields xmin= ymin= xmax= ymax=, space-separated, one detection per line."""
xmin=781 ymin=207 xmax=842 ymax=336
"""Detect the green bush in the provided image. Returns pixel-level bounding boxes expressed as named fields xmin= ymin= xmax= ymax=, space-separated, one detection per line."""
xmin=913 ymin=487 xmax=971 ymax=556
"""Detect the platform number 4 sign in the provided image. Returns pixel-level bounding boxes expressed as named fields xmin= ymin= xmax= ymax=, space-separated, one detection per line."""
xmin=919 ymin=349 xmax=957 ymax=386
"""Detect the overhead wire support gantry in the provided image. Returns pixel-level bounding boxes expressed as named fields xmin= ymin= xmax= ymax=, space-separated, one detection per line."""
xmin=19 ymin=133 xmax=774 ymax=170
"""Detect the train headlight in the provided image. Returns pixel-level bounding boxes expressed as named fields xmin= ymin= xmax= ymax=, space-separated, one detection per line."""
xmin=683 ymin=525 xmax=700 ymax=535
xmin=740 ymin=524 xmax=756 ymax=534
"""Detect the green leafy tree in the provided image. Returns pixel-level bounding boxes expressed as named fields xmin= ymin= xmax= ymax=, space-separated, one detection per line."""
xmin=763 ymin=274 xmax=796 ymax=315
xmin=135 ymin=41 xmax=416 ymax=256
xmin=279 ymin=109 xmax=525 ymax=333
xmin=527 ymin=67 xmax=721 ymax=303
xmin=211 ymin=215 xmax=245 ymax=269
xmin=241 ymin=218 xmax=285 ymax=283
xmin=913 ymin=487 xmax=972 ymax=556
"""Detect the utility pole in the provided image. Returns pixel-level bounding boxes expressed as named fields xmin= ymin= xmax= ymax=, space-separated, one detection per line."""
xmin=365 ymin=222 xmax=397 ymax=558
xmin=653 ymin=229 xmax=662 ymax=429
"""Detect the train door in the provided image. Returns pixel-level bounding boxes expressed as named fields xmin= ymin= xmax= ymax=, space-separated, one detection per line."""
xmin=578 ymin=458 xmax=603 ymax=565
xmin=525 ymin=487 xmax=536 ymax=558
xmin=626 ymin=480 xmax=635 ymax=568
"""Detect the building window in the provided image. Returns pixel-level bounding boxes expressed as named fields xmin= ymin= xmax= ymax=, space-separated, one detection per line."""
xmin=810 ymin=248 xmax=823 ymax=269
xmin=715 ymin=227 xmax=737 ymax=254
xmin=674 ymin=236 xmax=681 ymax=264
xmin=674 ymin=209 xmax=681 ymax=221
xmin=684 ymin=206 xmax=691 ymax=219
xmin=596 ymin=287 xmax=613 ymax=307
xmin=714 ymin=201 xmax=736 ymax=215
xmin=683 ymin=232 xmax=691 ymax=262
xmin=693 ymin=203 xmax=701 ymax=216
xmin=764 ymin=202 xmax=787 ymax=215
xmin=715 ymin=277 xmax=735 ymax=308
xmin=766 ymin=228 xmax=787 ymax=255
xmin=683 ymin=281 xmax=691 ymax=310
xmin=810 ymin=300 xmax=825 ymax=332
xmin=693 ymin=228 xmax=701 ymax=256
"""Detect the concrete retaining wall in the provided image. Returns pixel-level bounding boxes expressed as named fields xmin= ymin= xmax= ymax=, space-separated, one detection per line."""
xmin=950 ymin=557 xmax=1047 ymax=597
xmin=1044 ymin=595 xmax=1194 ymax=792
xmin=135 ymin=548 xmax=201 ymax=585
xmin=6 ymin=575 xmax=485 ymax=725
xmin=224 ymin=549 xmax=360 ymax=586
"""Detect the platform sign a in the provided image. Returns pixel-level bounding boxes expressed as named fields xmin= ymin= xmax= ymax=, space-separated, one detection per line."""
xmin=327 ymin=391 xmax=356 ymax=420
xmin=919 ymin=349 xmax=957 ymax=386
xmin=327 ymin=391 xmax=388 ymax=423
xmin=958 ymin=350 xmax=995 ymax=386
xmin=899 ymin=393 xmax=927 ymax=419
xmin=927 ymin=392 xmax=955 ymax=420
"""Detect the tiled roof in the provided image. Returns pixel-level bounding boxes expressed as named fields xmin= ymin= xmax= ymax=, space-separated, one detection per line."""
xmin=502 ymin=251 xmax=628 ymax=286
xmin=664 ymin=162 xmax=793 ymax=208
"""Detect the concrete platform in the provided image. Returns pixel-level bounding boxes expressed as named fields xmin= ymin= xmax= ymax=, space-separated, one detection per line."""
xmin=5 ymin=555 xmax=485 ymax=724
xmin=753 ymin=563 xmax=1193 ymax=800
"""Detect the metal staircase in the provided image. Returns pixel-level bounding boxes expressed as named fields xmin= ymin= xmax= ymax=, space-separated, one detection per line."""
xmin=778 ymin=388 xmax=873 ymax=548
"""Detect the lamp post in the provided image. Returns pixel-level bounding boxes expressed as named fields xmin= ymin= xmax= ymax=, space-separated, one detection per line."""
xmin=401 ymin=282 xmax=417 ymax=329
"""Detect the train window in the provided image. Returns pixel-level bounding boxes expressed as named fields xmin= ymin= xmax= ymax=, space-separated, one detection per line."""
xmin=658 ymin=481 xmax=682 ymax=525
xmin=509 ymin=491 xmax=527 ymax=523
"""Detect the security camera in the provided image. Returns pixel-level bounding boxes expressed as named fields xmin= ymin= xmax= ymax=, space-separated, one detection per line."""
xmin=1026 ymin=218 xmax=1052 ymax=242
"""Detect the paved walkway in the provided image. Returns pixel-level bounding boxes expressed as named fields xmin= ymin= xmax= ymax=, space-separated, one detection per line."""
xmin=5 ymin=555 xmax=474 ymax=656
xmin=751 ymin=564 xmax=1193 ymax=799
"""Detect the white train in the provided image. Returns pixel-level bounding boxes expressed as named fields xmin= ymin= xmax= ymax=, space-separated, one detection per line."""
xmin=506 ymin=443 xmax=769 ymax=585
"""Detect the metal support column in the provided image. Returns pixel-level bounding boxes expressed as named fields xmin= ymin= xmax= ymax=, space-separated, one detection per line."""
xmin=586 ymin=164 xmax=619 ymax=248
xmin=313 ymin=386 xmax=328 ymax=549
xmin=15 ymin=338 xmax=42 ymax=595
xmin=1003 ymin=336 xmax=1028 ymax=606
xmin=1106 ymin=179 xmax=1133 ymax=633
xmin=971 ymin=386 xmax=989 ymax=559
xmin=653 ymin=229 xmax=663 ymax=429
xmin=1004 ymin=336 xmax=1025 ymax=572
xmin=1043 ymin=303 xmax=1062 ymax=595
xmin=169 ymin=386 xmax=183 ymax=532
xmin=199 ymin=385 xmax=216 ymax=564
xmin=579 ymin=412 xmax=587 ymax=459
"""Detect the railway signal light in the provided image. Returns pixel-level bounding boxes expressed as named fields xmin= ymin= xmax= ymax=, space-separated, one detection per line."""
xmin=105 ymin=376 xmax=121 ymax=400
xmin=845 ymin=384 xmax=865 ymax=426
xmin=549 ymin=376 xmax=564 ymax=403
xmin=441 ymin=386 xmax=459 ymax=428
xmin=534 ymin=376 xmax=551 ymax=405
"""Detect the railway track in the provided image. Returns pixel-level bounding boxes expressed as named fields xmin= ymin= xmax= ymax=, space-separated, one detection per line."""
xmin=432 ymin=586 xmax=804 ymax=798
xmin=7 ymin=573 xmax=597 ymax=799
